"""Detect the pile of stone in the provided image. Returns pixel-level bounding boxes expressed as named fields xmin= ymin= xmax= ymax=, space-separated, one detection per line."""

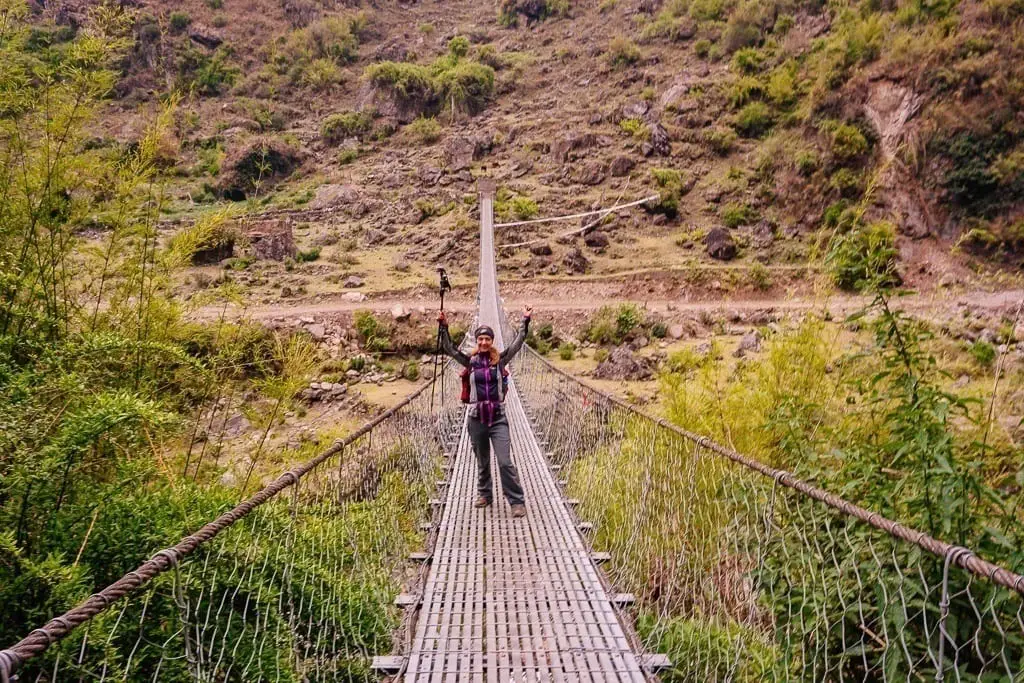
xmin=301 ymin=381 xmax=348 ymax=402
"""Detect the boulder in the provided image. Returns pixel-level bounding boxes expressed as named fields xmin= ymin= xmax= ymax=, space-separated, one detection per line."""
xmin=641 ymin=122 xmax=671 ymax=157
xmin=750 ymin=221 xmax=775 ymax=249
xmin=610 ymin=155 xmax=635 ymax=177
xmin=551 ymin=133 xmax=608 ymax=163
xmin=310 ymin=183 xmax=360 ymax=210
xmin=419 ymin=166 xmax=443 ymax=185
xmin=1014 ymin=323 xmax=1024 ymax=343
xmin=191 ymin=239 xmax=234 ymax=265
xmin=304 ymin=323 xmax=326 ymax=341
xmin=246 ymin=220 xmax=296 ymax=261
xmin=592 ymin=346 xmax=655 ymax=380
xmin=445 ymin=134 xmax=492 ymax=171
xmin=562 ymin=247 xmax=590 ymax=274
xmin=343 ymin=275 xmax=365 ymax=288
xmin=575 ymin=161 xmax=607 ymax=185
xmin=342 ymin=291 xmax=367 ymax=303
xmin=189 ymin=25 xmax=224 ymax=49
xmin=390 ymin=304 xmax=411 ymax=321
xmin=705 ymin=227 xmax=737 ymax=261
xmin=668 ymin=324 xmax=685 ymax=340
xmin=733 ymin=330 xmax=762 ymax=357
xmin=584 ymin=231 xmax=610 ymax=249
xmin=530 ymin=242 xmax=553 ymax=256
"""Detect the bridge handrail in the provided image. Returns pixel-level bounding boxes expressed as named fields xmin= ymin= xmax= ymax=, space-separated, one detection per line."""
xmin=0 ymin=376 xmax=443 ymax=682
xmin=521 ymin=345 xmax=1024 ymax=596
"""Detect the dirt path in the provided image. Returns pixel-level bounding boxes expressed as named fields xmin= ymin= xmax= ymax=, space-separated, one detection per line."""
xmin=190 ymin=287 xmax=1024 ymax=321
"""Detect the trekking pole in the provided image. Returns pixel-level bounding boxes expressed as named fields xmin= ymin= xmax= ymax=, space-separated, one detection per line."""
xmin=430 ymin=267 xmax=452 ymax=413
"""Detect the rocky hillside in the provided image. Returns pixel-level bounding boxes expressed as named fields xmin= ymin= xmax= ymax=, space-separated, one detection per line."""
xmin=25 ymin=0 xmax=1024 ymax=306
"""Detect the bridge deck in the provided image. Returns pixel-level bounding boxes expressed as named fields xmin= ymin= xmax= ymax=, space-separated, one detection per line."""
xmin=403 ymin=190 xmax=646 ymax=681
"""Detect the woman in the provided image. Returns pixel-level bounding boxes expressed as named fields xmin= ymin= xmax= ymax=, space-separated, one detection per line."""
xmin=437 ymin=306 xmax=533 ymax=518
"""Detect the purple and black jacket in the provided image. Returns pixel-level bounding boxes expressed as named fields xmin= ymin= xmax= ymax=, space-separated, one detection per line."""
xmin=438 ymin=317 xmax=530 ymax=425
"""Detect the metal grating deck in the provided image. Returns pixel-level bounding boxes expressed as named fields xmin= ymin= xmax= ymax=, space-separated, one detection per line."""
xmin=403 ymin=188 xmax=646 ymax=681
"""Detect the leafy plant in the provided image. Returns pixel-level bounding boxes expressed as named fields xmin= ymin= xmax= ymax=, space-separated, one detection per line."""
xmin=826 ymin=221 xmax=900 ymax=292
xmin=322 ymin=111 xmax=373 ymax=143
xmin=607 ymin=37 xmax=642 ymax=68
xmin=407 ymin=116 xmax=442 ymax=143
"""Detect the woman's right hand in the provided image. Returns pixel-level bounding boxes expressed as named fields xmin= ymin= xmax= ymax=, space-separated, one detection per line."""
xmin=437 ymin=310 xmax=448 ymax=324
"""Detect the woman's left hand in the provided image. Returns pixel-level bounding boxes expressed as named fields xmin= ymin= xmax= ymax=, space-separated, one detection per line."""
xmin=523 ymin=305 xmax=533 ymax=318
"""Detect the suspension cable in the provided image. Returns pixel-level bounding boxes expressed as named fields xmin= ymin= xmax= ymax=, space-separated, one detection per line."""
xmin=493 ymin=194 xmax=659 ymax=229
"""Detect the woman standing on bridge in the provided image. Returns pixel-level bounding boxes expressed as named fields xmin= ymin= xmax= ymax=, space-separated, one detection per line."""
xmin=436 ymin=306 xmax=532 ymax=518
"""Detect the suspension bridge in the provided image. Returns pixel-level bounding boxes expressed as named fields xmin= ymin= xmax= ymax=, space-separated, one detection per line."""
xmin=1 ymin=183 xmax=1022 ymax=682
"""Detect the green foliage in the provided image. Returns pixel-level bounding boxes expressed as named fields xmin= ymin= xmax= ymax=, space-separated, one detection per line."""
xmin=498 ymin=0 xmax=570 ymax=26
xmin=606 ymin=37 xmax=642 ymax=68
xmin=353 ymin=310 xmax=391 ymax=352
xmin=830 ymin=123 xmax=870 ymax=162
xmin=734 ymin=101 xmax=773 ymax=137
xmin=721 ymin=202 xmax=758 ymax=228
xmin=969 ymin=340 xmax=996 ymax=367
xmin=728 ymin=75 xmax=763 ymax=108
xmin=619 ymin=117 xmax=651 ymax=140
xmin=169 ymin=11 xmax=191 ymax=32
xmin=829 ymin=167 xmax=862 ymax=197
xmin=748 ymin=261 xmax=772 ymax=290
xmin=494 ymin=190 xmax=538 ymax=221
xmin=650 ymin=322 xmax=668 ymax=338
xmin=826 ymin=220 xmax=900 ymax=292
xmin=649 ymin=167 xmax=690 ymax=217
xmin=322 ymin=111 xmax=373 ymax=143
xmin=694 ymin=38 xmax=713 ymax=57
xmin=559 ymin=343 xmax=576 ymax=360
xmin=585 ymin=304 xmax=644 ymax=344
xmin=365 ymin=52 xmax=496 ymax=116
xmin=178 ymin=46 xmax=240 ymax=96
xmin=704 ymin=127 xmax=737 ymax=154
xmin=731 ymin=47 xmax=763 ymax=73
xmin=407 ymin=115 xmax=442 ymax=143
xmin=638 ymin=613 xmax=777 ymax=682
xmin=402 ymin=361 xmax=420 ymax=381
xmin=296 ymin=247 xmax=321 ymax=262
xmin=796 ymin=150 xmax=819 ymax=175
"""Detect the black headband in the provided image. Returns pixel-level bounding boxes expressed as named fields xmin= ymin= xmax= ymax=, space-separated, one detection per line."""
xmin=474 ymin=325 xmax=495 ymax=339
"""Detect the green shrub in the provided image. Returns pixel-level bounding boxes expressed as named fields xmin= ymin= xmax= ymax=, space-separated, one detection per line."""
xmin=970 ymin=341 xmax=996 ymax=367
xmin=796 ymin=150 xmax=819 ymax=176
xmin=510 ymin=196 xmax=538 ymax=220
xmin=648 ymin=167 xmax=689 ymax=217
xmin=585 ymin=304 xmax=644 ymax=344
xmin=322 ymin=111 xmax=373 ymax=143
xmin=729 ymin=76 xmax=764 ymax=108
xmin=337 ymin=148 xmax=359 ymax=165
xmin=749 ymin=261 xmax=772 ymax=290
xmin=826 ymin=221 xmax=900 ymax=292
xmin=302 ymin=58 xmax=343 ymax=90
xmin=365 ymin=61 xmax=434 ymax=98
xmin=206 ymin=0 xmax=224 ymax=8
xmin=296 ymin=247 xmax=321 ymax=262
xmin=402 ymin=361 xmax=420 ymax=381
xmin=766 ymin=68 xmax=796 ymax=106
xmin=407 ymin=116 xmax=442 ymax=143
xmin=831 ymin=123 xmax=869 ymax=162
xmin=650 ymin=322 xmax=668 ymax=338
xmin=594 ymin=348 xmax=610 ymax=363
xmin=638 ymin=614 xmax=777 ymax=682
xmin=619 ymin=117 xmax=651 ymax=140
xmin=434 ymin=61 xmax=495 ymax=113
xmin=704 ymin=127 xmax=737 ymax=155
xmin=353 ymin=310 xmax=390 ymax=351
xmin=170 ymin=12 xmax=191 ymax=32
xmin=694 ymin=38 xmax=712 ymax=57
xmin=607 ymin=37 xmax=641 ymax=68
xmin=721 ymin=202 xmax=758 ymax=228
xmin=734 ymin=101 xmax=773 ymax=137
xmin=559 ymin=343 xmax=576 ymax=360
xmin=731 ymin=48 xmax=763 ymax=73
xmin=829 ymin=168 xmax=862 ymax=197
xmin=180 ymin=47 xmax=240 ymax=96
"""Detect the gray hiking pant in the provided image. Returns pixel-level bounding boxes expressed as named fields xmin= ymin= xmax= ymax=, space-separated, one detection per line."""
xmin=467 ymin=412 xmax=525 ymax=505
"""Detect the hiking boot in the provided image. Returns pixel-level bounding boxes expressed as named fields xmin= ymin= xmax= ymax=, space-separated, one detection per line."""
xmin=474 ymin=496 xmax=491 ymax=508
xmin=511 ymin=504 xmax=527 ymax=518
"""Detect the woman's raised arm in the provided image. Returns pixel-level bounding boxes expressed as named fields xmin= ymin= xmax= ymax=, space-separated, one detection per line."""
xmin=437 ymin=311 xmax=471 ymax=367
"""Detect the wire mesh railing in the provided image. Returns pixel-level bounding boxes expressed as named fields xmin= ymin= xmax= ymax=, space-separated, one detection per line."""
xmin=512 ymin=346 xmax=1024 ymax=681
xmin=0 ymin=362 xmax=466 ymax=683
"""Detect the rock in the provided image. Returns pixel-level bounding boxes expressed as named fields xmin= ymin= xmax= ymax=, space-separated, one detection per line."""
xmin=373 ymin=37 xmax=412 ymax=62
xmin=955 ymin=374 xmax=970 ymax=388
xmin=247 ymin=219 xmax=296 ymax=261
xmin=592 ymin=346 xmax=655 ymax=380
xmin=342 ymin=291 xmax=366 ymax=303
xmin=733 ymin=330 xmax=762 ymax=357
xmin=223 ymin=414 xmax=251 ymax=437
xmin=189 ymin=25 xmax=223 ymax=48
xmin=705 ymin=228 xmax=737 ymax=261
xmin=574 ymin=161 xmax=606 ymax=185
xmin=630 ymin=336 xmax=649 ymax=350
xmin=530 ymin=242 xmax=553 ymax=256
xmin=1014 ymin=323 xmax=1024 ymax=343
xmin=346 ymin=369 xmax=361 ymax=379
xmin=445 ymin=134 xmax=492 ymax=171
xmin=343 ymin=275 xmax=365 ymax=288
xmin=668 ymin=324 xmax=685 ymax=340
xmin=393 ymin=256 xmax=410 ymax=272
xmin=191 ymin=239 xmax=234 ymax=265
xmin=696 ymin=341 xmax=713 ymax=357
xmin=419 ymin=166 xmax=443 ymax=185
xmin=642 ymin=122 xmax=671 ymax=157
xmin=610 ymin=155 xmax=635 ymax=177
xmin=584 ymin=231 xmax=610 ymax=249
xmin=510 ymin=158 xmax=533 ymax=177
xmin=304 ymin=323 xmax=326 ymax=341
xmin=750 ymin=221 xmax=775 ymax=249
xmin=551 ymin=133 xmax=608 ymax=163
xmin=620 ymin=100 xmax=650 ymax=120
xmin=219 ymin=470 xmax=238 ymax=488
xmin=390 ymin=304 xmax=411 ymax=321
xmin=562 ymin=248 xmax=590 ymax=274
xmin=980 ymin=328 xmax=997 ymax=344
